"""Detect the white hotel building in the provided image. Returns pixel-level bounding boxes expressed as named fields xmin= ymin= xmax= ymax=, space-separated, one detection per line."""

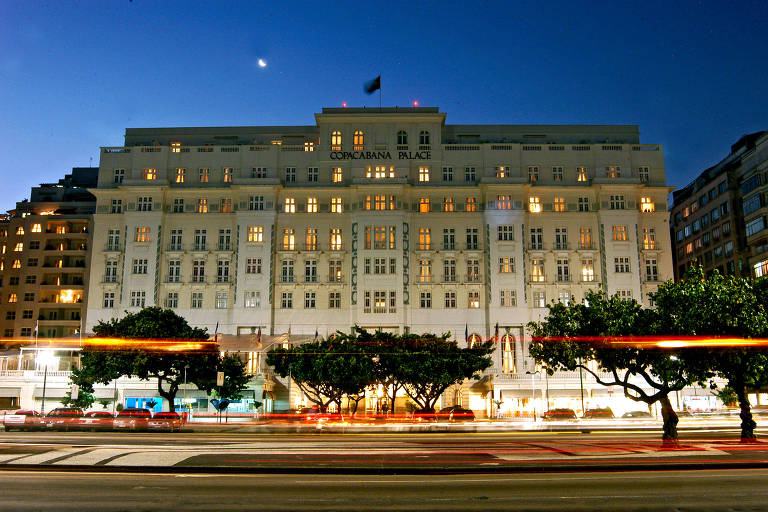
xmin=83 ymin=107 xmax=679 ymax=416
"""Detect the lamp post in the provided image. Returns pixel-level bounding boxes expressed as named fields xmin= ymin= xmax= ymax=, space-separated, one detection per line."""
xmin=526 ymin=370 xmax=540 ymax=421
xmin=38 ymin=350 xmax=56 ymax=416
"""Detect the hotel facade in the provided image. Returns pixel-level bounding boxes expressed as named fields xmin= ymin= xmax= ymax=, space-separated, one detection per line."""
xmin=81 ymin=107 xmax=679 ymax=415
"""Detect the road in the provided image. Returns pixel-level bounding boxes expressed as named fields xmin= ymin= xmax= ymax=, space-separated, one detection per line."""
xmin=1 ymin=468 xmax=767 ymax=511
xmin=2 ymin=430 xmax=768 ymax=472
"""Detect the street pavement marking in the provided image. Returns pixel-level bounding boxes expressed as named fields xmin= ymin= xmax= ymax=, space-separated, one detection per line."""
xmin=7 ymin=448 xmax=84 ymax=465
xmin=106 ymin=450 xmax=210 ymax=466
xmin=55 ymin=449 xmax=133 ymax=466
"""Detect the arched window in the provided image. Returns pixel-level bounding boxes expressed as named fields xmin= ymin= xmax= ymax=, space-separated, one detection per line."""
xmin=419 ymin=130 xmax=430 ymax=146
xmin=501 ymin=334 xmax=516 ymax=374
xmin=467 ymin=333 xmax=482 ymax=348
xmin=331 ymin=131 xmax=342 ymax=150
xmin=353 ymin=130 xmax=364 ymax=150
xmin=397 ymin=130 xmax=408 ymax=146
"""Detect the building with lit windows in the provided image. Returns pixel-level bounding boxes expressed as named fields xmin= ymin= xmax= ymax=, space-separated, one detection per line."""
xmin=671 ymin=131 xmax=768 ymax=280
xmin=83 ymin=107 xmax=678 ymax=416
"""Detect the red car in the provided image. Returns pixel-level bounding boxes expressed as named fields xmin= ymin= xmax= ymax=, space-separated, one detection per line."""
xmin=148 ymin=412 xmax=182 ymax=432
xmin=79 ymin=411 xmax=115 ymax=431
xmin=2 ymin=410 xmax=44 ymax=431
xmin=113 ymin=408 xmax=152 ymax=431
xmin=44 ymin=408 xmax=85 ymax=431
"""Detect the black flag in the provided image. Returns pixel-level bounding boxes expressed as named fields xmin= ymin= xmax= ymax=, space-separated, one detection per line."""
xmin=364 ymin=75 xmax=381 ymax=95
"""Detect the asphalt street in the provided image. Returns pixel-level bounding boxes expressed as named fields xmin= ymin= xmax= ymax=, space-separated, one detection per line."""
xmin=2 ymin=430 xmax=768 ymax=472
xmin=1 ymin=468 xmax=767 ymax=511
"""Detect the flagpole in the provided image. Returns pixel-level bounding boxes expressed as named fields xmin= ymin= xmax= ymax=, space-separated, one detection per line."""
xmin=379 ymin=77 xmax=382 ymax=109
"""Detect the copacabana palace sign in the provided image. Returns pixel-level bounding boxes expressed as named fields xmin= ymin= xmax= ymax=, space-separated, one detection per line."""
xmin=329 ymin=150 xmax=432 ymax=160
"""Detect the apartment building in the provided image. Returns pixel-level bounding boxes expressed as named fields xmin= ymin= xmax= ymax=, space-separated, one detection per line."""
xmin=671 ymin=131 xmax=768 ymax=280
xmin=81 ymin=107 xmax=674 ymax=416
xmin=0 ymin=168 xmax=97 ymax=341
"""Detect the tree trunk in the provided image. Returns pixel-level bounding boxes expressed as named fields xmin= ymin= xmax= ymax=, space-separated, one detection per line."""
xmin=735 ymin=382 xmax=757 ymax=442
xmin=659 ymin=395 xmax=679 ymax=445
xmin=157 ymin=378 xmax=178 ymax=413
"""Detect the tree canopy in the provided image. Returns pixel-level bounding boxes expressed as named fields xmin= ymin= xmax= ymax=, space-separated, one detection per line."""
xmin=74 ymin=307 xmax=248 ymax=412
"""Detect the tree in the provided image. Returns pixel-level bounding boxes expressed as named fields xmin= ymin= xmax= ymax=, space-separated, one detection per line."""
xmin=61 ymin=389 xmax=95 ymax=410
xmin=353 ymin=327 xmax=404 ymax=414
xmin=652 ymin=267 xmax=768 ymax=441
xmin=78 ymin=307 xmax=249 ymax=412
xmin=266 ymin=335 xmax=376 ymax=413
xmin=392 ymin=334 xmax=494 ymax=412
xmin=529 ymin=291 xmax=709 ymax=444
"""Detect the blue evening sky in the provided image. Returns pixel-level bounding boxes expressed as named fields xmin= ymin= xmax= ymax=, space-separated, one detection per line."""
xmin=1 ymin=1 xmax=766 ymax=212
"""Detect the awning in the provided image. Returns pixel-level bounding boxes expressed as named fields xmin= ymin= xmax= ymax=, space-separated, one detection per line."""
xmin=34 ymin=388 xmax=69 ymax=399
xmin=93 ymin=389 xmax=116 ymax=399
xmin=124 ymin=389 xmax=160 ymax=398
xmin=0 ymin=387 xmax=21 ymax=398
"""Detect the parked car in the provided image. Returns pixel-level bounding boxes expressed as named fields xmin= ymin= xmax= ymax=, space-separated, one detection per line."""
xmin=622 ymin=410 xmax=652 ymax=419
xmin=437 ymin=406 xmax=476 ymax=422
xmin=582 ymin=408 xmax=615 ymax=419
xmin=44 ymin=408 xmax=85 ymax=431
xmin=413 ymin=408 xmax=437 ymax=422
xmin=79 ymin=411 xmax=115 ymax=431
xmin=542 ymin=408 xmax=578 ymax=421
xmin=675 ymin=410 xmax=693 ymax=418
xmin=113 ymin=408 xmax=152 ymax=431
xmin=2 ymin=410 xmax=43 ymax=431
xmin=148 ymin=412 xmax=183 ymax=432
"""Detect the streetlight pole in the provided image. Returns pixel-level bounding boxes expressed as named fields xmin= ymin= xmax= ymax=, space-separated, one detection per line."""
xmin=526 ymin=370 xmax=539 ymax=421
xmin=41 ymin=363 xmax=48 ymax=416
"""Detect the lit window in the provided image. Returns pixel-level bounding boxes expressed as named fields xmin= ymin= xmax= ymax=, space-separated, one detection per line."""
xmin=606 ymin=166 xmax=621 ymax=178
xmin=495 ymin=166 xmax=509 ymax=178
xmin=31 ymin=223 xmax=41 ymax=233
xmin=528 ymin=166 xmax=539 ymax=182
xmin=282 ymin=229 xmax=295 ymax=251
xmin=171 ymin=142 xmax=181 ymax=153
xmin=13 ymin=242 xmax=23 ymax=252
xmin=220 ymin=198 xmax=232 ymax=213
xmin=135 ymin=227 xmax=150 ymax=242
xmin=579 ymin=228 xmax=592 ymax=249
xmin=353 ymin=130 xmax=364 ymax=150
xmin=640 ymin=197 xmax=655 ymax=212
xmin=529 ymin=197 xmax=541 ymax=213
xmin=419 ymin=198 xmax=430 ymax=213
xmin=332 ymin=167 xmax=343 ymax=183
xmin=418 ymin=167 xmax=430 ymax=182
xmin=197 ymin=198 xmax=208 ymax=213
xmin=247 ymin=226 xmax=263 ymax=242
xmin=553 ymin=197 xmax=565 ymax=212
xmin=468 ymin=292 xmax=480 ymax=309
xmin=223 ymin=168 xmax=233 ymax=183
xmin=499 ymin=257 xmax=515 ymax=273
xmin=500 ymin=291 xmax=516 ymax=308
xmin=331 ymin=130 xmax=342 ymax=150
xmin=12 ymin=259 xmax=21 ymax=269
xmin=418 ymin=228 xmax=431 ymax=250
xmin=577 ymin=167 xmax=587 ymax=182
xmin=305 ymin=228 xmax=317 ymax=250
xmin=175 ymin=168 xmax=185 ymax=183
xmin=331 ymin=197 xmax=343 ymax=213
xmin=643 ymin=228 xmax=656 ymax=249
xmin=531 ymin=259 xmax=545 ymax=282
xmin=465 ymin=197 xmax=477 ymax=212
xmin=304 ymin=141 xmax=315 ymax=152
xmin=330 ymin=228 xmax=343 ymax=251
xmin=16 ymin=227 xmax=24 ymax=235
xmin=496 ymin=195 xmax=512 ymax=210
xmin=215 ymin=292 xmax=228 ymax=309
xmin=199 ymin=168 xmax=209 ymax=182
xmin=284 ymin=198 xmax=296 ymax=213
xmin=144 ymin=168 xmax=157 ymax=180
xmin=581 ymin=259 xmax=595 ymax=282
xmin=306 ymin=197 xmax=318 ymax=213
xmin=612 ymin=225 xmax=628 ymax=241
xmin=8 ymin=293 xmax=17 ymax=303
xmin=443 ymin=197 xmax=455 ymax=212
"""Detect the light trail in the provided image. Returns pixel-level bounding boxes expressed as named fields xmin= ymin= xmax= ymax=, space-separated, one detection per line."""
xmin=0 ymin=337 xmax=218 ymax=351
xmin=531 ymin=335 xmax=768 ymax=349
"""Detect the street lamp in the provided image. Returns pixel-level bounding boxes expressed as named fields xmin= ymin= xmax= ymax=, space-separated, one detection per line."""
xmin=526 ymin=370 xmax=541 ymax=421
xmin=37 ymin=350 xmax=57 ymax=415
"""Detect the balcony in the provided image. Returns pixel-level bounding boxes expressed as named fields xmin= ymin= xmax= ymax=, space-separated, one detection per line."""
xmin=215 ymin=276 xmax=230 ymax=284
xmin=104 ymin=244 xmax=122 ymax=252
xmin=191 ymin=245 xmax=208 ymax=252
xmin=442 ymin=274 xmax=457 ymax=283
xmin=190 ymin=277 xmax=207 ymax=284
xmin=167 ymin=244 xmax=184 ymax=252
xmin=280 ymin=276 xmax=295 ymax=284
xmin=216 ymin=244 xmax=232 ymax=252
